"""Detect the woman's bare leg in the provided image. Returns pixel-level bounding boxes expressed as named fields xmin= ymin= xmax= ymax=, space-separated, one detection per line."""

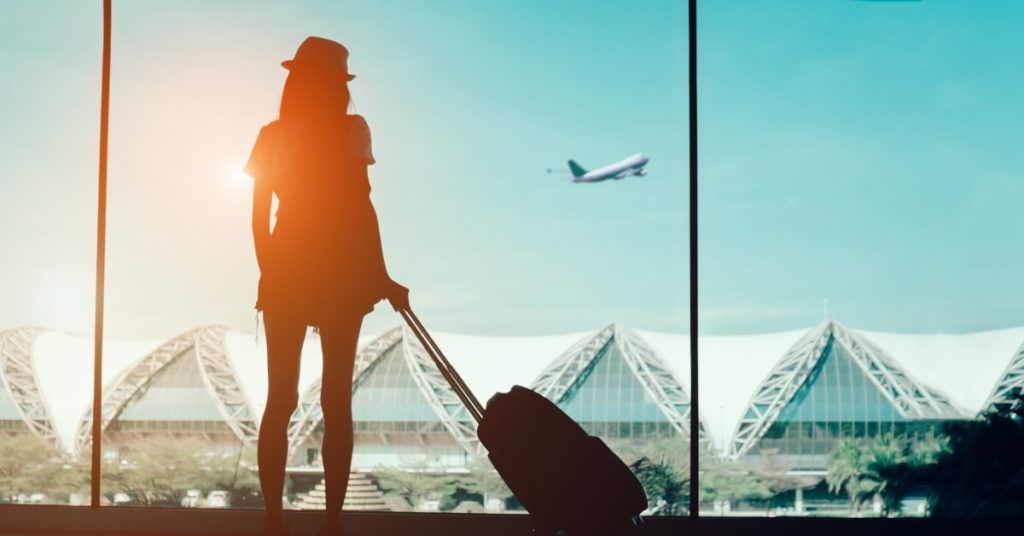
xmin=317 ymin=314 xmax=362 ymax=533
xmin=259 ymin=313 xmax=306 ymax=534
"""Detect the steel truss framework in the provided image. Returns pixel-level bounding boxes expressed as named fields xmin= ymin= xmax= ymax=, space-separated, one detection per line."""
xmin=400 ymin=325 xmax=481 ymax=455
xmin=288 ymin=326 xmax=482 ymax=458
xmin=982 ymin=338 xmax=1024 ymax=414
xmin=75 ymin=325 xmax=258 ymax=453
xmin=729 ymin=321 xmax=965 ymax=458
xmin=194 ymin=326 xmax=259 ymax=444
xmin=530 ymin=323 xmax=706 ymax=441
xmin=287 ymin=326 xmax=404 ymax=456
xmin=0 ymin=327 xmax=60 ymax=448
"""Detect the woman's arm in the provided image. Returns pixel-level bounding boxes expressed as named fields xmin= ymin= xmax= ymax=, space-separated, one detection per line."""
xmin=358 ymin=164 xmax=409 ymax=311
xmin=358 ymin=164 xmax=390 ymax=281
xmin=252 ymin=177 xmax=272 ymax=272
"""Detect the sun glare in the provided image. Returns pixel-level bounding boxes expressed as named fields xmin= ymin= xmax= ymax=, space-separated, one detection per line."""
xmin=227 ymin=164 xmax=251 ymax=187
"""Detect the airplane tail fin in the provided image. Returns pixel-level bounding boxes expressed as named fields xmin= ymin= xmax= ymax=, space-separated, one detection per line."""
xmin=567 ymin=160 xmax=587 ymax=179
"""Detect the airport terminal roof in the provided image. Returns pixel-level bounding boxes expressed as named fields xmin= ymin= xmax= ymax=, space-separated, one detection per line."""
xmin=3 ymin=321 xmax=1023 ymax=455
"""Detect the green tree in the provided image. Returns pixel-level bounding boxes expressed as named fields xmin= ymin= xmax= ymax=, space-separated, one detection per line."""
xmin=454 ymin=457 xmax=512 ymax=510
xmin=826 ymin=439 xmax=873 ymax=513
xmin=859 ymin=435 xmax=903 ymax=515
xmin=195 ymin=444 xmax=262 ymax=507
xmin=868 ymin=437 xmax=946 ymax=516
xmin=612 ymin=437 xmax=692 ymax=515
xmin=924 ymin=393 xmax=1024 ymax=517
xmin=0 ymin=433 xmax=69 ymax=503
xmin=629 ymin=456 xmax=687 ymax=515
xmin=48 ymin=451 xmax=91 ymax=503
xmin=374 ymin=458 xmax=458 ymax=510
xmin=700 ymin=460 xmax=772 ymax=512
xmin=105 ymin=442 xmax=196 ymax=505
xmin=827 ymin=435 xmax=950 ymax=517
xmin=750 ymin=449 xmax=818 ymax=514
xmin=103 ymin=438 xmax=246 ymax=506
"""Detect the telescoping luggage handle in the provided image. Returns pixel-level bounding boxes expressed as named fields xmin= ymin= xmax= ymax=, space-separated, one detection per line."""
xmin=399 ymin=308 xmax=485 ymax=423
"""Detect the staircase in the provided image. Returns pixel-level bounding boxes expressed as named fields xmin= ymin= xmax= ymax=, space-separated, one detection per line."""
xmin=295 ymin=473 xmax=389 ymax=511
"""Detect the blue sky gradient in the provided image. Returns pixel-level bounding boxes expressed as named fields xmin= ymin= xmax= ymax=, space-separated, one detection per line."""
xmin=0 ymin=1 xmax=1020 ymax=337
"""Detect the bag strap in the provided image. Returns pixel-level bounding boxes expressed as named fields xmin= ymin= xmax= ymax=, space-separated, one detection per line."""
xmin=400 ymin=308 xmax=485 ymax=423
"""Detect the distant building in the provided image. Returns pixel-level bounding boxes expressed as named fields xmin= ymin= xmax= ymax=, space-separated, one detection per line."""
xmin=2 ymin=320 xmax=1023 ymax=483
xmin=731 ymin=322 xmax=964 ymax=471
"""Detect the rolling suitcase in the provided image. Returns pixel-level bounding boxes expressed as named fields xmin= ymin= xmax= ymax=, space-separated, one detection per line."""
xmin=400 ymin=308 xmax=647 ymax=535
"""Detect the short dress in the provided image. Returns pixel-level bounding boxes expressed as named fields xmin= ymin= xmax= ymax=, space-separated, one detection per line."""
xmin=244 ymin=114 xmax=388 ymax=326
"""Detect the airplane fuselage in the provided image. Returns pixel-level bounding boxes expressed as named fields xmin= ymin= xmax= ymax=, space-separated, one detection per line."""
xmin=573 ymin=153 xmax=649 ymax=183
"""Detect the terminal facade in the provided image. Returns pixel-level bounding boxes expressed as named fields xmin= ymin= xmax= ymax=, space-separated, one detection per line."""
xmin=3 ymin=320 xmax=1023 ymax=510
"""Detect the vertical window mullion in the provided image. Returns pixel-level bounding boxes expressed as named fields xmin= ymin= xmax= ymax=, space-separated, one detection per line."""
xmin=687 ymin=0 xmax=699 ymax=518
xmin=91 ymin=0 xmax=113 ymax=509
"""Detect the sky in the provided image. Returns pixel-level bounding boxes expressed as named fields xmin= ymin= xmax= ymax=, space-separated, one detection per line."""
xmin=0 ymin=0 xmax=1020 ymax=339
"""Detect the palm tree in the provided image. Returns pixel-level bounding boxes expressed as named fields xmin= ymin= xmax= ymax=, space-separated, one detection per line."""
xmin=629 ymin=456 xmax=688 ymax=515
xmin=858 ymin=435 xmax=903 ymax=516
xmin=826 ymin=439 xmax=870 ymax=513
xmin=867 ymin=435 xmax=948 ymax=516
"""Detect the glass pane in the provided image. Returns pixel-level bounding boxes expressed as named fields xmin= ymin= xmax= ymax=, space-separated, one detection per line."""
xmin=99 ymin=0 xmax=689 ymax=516
xmin=0 ymin=0 xmax=101 ymax=506
xmin=700 ymin=0 xmax=1024 ymax=517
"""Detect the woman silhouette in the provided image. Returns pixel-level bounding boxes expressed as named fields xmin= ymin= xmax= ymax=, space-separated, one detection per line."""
xmin=246 ymin=36 xmax=408 ymax=536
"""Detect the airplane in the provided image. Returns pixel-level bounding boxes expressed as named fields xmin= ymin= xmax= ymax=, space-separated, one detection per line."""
xmin=564 ymin=153 xmax=650 ymax=183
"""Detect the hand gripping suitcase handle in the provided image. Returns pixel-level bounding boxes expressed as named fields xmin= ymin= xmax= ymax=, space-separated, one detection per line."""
xmin=399 ymin=308 xmax=485 ymax=423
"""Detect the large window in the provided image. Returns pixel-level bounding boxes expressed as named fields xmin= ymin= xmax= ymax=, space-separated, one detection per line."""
xmin=2 ymin=0 xmax=689 ymax=513
xmin=0 ymin=0 xmax=101 ymax=505
xmin=698 ymin=0 xmax=1024 ymax=517
xmin=7 ymin=0 xmax=1021 ymax=524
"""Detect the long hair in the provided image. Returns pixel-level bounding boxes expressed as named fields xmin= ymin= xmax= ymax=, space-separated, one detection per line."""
xmin=278 ymin=69 xmax=351 ymax=121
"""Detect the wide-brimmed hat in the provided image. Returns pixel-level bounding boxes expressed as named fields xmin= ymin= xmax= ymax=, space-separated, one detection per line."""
xmin=281 ymin=36 xmax=355 ymax=81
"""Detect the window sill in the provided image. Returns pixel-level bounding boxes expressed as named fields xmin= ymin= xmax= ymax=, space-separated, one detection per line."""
xmin=0 ymin=506 xmax=1009 ymax=535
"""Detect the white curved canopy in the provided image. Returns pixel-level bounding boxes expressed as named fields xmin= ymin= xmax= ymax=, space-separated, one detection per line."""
xmin=863 ymin=325 xmax=1024 ymax=414
xmin=6 ymin=321 xmax=1024 ymax=457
